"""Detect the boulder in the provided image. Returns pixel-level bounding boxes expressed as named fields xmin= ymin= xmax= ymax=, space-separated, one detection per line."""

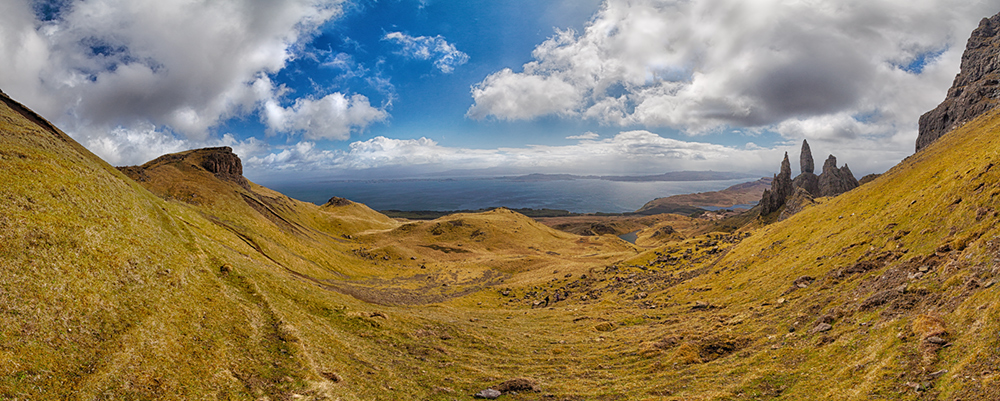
xmin=474 ymin=389 xmax=501 ymax=399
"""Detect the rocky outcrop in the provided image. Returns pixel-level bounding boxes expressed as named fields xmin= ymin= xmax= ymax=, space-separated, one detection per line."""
xmin=778 ymin=187 xmax=816 ymax=221
xmin=792 ymin=140 xmax=820 ymax=196
xmin=759 ymin=141 xmax=858 ymax=215
xmin=198 ymin=147 xmax=250 ymax=190
xmin=325 ymin=196 xmax=354 ymax=207
xmin=818 ymin=155 xmax=859 ymax=197
xmin=916 ymin=12 xmax=1000 ymax=152
xmin=760 ymin=152 xmax=793 ymax=215
xmin=792 ymin=173 xmax=819 ymax=197
xmin=859 ymin=173 xmax=880 ymax=185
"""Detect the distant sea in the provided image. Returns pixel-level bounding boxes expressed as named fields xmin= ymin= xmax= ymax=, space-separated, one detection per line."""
xmin=265 ymin=177 xmax=754 ymax=214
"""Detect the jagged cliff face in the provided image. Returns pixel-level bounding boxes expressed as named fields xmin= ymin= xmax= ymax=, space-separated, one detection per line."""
xmin=917 ymin=12 xmax=1000 ymax=152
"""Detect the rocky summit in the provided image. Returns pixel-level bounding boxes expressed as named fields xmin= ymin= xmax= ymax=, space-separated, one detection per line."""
xmin=917 ymin=11 xmax=1000 ymax=152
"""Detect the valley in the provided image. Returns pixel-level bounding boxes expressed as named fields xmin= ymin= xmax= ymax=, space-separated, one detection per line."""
xmin=6 ymin=12 xmax=1000 ymax=400
xmin=5 ymin=80 xmax=1000 ymax=400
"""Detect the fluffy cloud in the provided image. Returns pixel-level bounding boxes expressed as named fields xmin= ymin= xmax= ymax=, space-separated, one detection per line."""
xmin=468 ymin=0 xmax=999 ymax=144
xmin=261 ymin=89 xmax=387 ymax=140
xmin=0 ymin=0 xmax=385 ymax=164
xmin=248 ymin=131 xmax=778 ymax=175
xmin=383 ymin=32 xmax=469 ymax=73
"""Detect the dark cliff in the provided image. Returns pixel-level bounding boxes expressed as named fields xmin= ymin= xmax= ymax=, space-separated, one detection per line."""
xmin=917 ymin=12 xmax=1000 ymax=151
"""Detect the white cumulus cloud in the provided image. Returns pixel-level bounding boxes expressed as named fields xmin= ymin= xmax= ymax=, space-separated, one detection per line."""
xmin=383 ymin=32 xmax=469 ymax=73
xmin=0 ymin=0 xmax=387 ymax=165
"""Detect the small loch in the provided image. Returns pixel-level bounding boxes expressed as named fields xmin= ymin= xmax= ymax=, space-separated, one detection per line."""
xmin=617 ymin=230 xmax=639 ymax=244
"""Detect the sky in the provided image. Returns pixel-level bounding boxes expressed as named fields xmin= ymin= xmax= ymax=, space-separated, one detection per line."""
xmin=2 ymin=0 xmax=999 ymax=184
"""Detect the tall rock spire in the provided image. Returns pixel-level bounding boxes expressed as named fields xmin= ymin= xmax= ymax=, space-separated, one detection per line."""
xmin=800 ymin=140 xmax=814 ymax=175
xmin=759 ymin=152 xmax=794 ymax=215
xmin=793 ymin=139 xmax=820 ymax=196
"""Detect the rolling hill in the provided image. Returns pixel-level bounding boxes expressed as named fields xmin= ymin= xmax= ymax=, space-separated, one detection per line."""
xmin=5 ymin=73 xmax=1000 ymax=401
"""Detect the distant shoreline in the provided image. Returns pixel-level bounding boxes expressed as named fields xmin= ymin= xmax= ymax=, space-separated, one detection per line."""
xmin=319 ymin=170 xmax=759 ymax=184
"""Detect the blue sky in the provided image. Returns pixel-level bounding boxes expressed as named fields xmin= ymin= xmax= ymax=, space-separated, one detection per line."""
xmin=1 ymin=0 xmax=998 ymax=183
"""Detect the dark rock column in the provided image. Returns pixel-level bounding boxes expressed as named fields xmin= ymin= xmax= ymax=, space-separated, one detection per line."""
xmin=760 ymin=152 xmax=794 ymax=215
xmin=799 ymin=140 xmax=814 ymax=175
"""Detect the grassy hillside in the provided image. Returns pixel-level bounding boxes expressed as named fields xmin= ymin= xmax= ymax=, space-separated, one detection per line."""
xmin=6 ymin=82 xmax=1000 ymax=400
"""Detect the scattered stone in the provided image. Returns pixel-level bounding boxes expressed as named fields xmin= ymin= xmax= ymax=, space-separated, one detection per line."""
xmin=474 ymin=388 xmax=501 ymax=399
xmin=917 ymin=12 xmax=1000 ymax=151
xmin=810 ymin=323 xmax=833 ymax=334
xmin=925 ymin=336 xmax=948 ymax=345
xmin=793 ymin=276 xmax=815 ymax=288
xmin=498 ymin=378 xmax=539 ymax=393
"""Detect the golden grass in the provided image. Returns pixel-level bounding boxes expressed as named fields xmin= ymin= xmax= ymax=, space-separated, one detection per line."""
xmin=7 ymin=85 xmax=1000 ymax=400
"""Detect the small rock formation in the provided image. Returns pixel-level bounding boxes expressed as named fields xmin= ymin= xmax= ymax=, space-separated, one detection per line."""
xmin=792 ymin=140 xmax=820 ymax=196
xmin=759 ymin=152 xmax=794 ymax=215
xmin=916 ymin=12 xmax=1000 ymax=152
xmin=325 ymin=196 xmax=354 ymax=207
xmin=778 ymin=187 xmax=816 ymax=221
xmin=818 ymin=155 xmax=859 ymax=197
xmin=474 ymin=388 xmax=501 ymax=399
xmin=200 ymin=147 xmax=250 ymax=189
